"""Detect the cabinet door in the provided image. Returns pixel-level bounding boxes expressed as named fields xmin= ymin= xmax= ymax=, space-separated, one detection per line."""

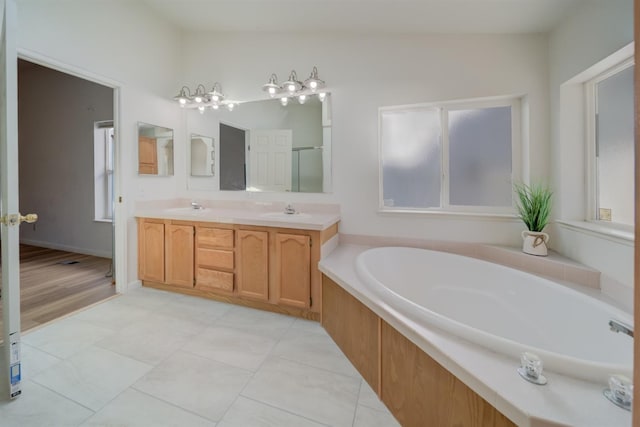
xmin=138 ymin=221 xmax=165 ymax=283
xmin=237 ymin=230 xmax=269 ymax=301
xmin=275 ymin=233 xmax=310 ymax=308
xmin=165 ymin=224 xmax=194 ymax=288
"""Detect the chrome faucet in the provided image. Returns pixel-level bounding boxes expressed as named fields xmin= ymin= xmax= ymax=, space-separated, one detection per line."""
xmin=609 ymin=319 xmax=633 ymax=338
xmin=284 ymin=204 xmax=296 ymax=215
xmin=191 ymin=201 xmax=204 ymax=210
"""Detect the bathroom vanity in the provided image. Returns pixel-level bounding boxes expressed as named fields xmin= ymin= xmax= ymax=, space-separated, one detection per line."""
xmin=136 ymin=201 xmax=339 ymax=320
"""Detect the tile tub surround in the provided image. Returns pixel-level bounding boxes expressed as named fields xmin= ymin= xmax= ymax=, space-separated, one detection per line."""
xmin=1 ymin=287 xmax=400 ymax=427
xmin=318 ymin=244 xmax=632 ymax=427
xmin=135 ymin=199 xmax=341 ymax=231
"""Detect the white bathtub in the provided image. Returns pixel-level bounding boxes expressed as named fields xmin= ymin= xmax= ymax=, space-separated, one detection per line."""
xmin=355 ymin=247 xmax=633 ymax=383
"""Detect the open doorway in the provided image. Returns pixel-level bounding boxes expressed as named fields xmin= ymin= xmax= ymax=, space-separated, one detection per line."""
xmin=0 ymin=59 xmax=117 ymax=332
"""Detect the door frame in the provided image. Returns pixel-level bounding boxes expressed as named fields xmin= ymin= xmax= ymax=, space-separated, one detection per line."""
xmin=16 ymin=49 xmax=127 ymax=294
xmin=633 ymin=1 xmax=639 ymax=425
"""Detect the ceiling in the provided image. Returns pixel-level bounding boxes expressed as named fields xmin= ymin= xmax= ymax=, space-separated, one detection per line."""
xmin=141 ymin=0 xmax=586 ymax=34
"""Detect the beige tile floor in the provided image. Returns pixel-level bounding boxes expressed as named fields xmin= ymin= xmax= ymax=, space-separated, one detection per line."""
xmin=0 ymin=287 xmax=400 ymax=427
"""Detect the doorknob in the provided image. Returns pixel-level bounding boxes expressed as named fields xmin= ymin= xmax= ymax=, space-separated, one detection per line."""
xmin=0 ymin=213 xmax=38 ymax=226
xmin=20 ymin=213 xmax=38 ymax=224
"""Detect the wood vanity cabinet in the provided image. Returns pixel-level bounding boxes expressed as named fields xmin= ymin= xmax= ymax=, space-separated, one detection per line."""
xmin=275 ymin=233 xmax=311 ymax=308
xmin=137 ymin=218 xmax=338 ymax=319
xmin=165 ymin=224 xmax=194 ymax=288
xmin=195 ymin=225 xmax=235 ymax=293
xmin=138 ymin=219 xmax=165 ymax=283
xmin=237 ymin=229 xmax=269 ymax=302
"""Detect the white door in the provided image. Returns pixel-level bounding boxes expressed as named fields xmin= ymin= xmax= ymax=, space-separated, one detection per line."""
xmin=0 ymin=0 xmax=28 ymax=400
xmin=248 ymin=129 xmax=293 ymax=192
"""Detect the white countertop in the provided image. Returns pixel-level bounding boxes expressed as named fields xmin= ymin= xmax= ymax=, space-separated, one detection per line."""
xmin=319 ymin=244 xmax=631 ymax=427
xmin=135 ymin=201 xmax=340 ymax=231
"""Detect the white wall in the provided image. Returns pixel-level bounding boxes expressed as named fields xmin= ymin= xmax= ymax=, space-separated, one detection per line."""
xmin=180 ymin=32 xmax=550 ymax=245
xmin=18 ymin=62 xmax=113 ymax=257
xmin=548 ymin=0 xmax=634 ymax=292
xmin=16 ymin=0 xmax=184 ymax=287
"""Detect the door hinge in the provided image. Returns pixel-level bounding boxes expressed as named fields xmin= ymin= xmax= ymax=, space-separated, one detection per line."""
xmin=309 ymin=238 xmax=312 ymax=247
xmin=310 ymin=297 xmax=313 ymax=306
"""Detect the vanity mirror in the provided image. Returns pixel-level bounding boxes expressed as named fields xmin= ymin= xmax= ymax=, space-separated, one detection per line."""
xmin=191 ymin=134 xmax=215 ymax=177
xmin=188 ymin=94 xmax=331 ymax=193
xmin=137 ymin=122 xmax=174 ymax=176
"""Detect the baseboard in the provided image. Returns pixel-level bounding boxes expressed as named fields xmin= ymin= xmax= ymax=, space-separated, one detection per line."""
xmin=19 ymin=239 xmax=112 ymax=259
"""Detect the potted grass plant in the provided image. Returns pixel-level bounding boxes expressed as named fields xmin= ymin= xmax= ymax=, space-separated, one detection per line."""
xmin=514 ymin=183 xmax=553 ymax=256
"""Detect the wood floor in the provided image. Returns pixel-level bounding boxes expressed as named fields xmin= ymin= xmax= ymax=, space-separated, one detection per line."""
xmin=0 ymin=244 xmax=116 ymax=332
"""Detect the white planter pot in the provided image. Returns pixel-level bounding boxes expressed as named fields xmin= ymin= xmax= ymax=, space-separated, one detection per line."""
xmin=521 ymin=231 xmax=549 ymax=256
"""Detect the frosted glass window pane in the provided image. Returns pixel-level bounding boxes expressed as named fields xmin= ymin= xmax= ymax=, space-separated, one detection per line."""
xmin=596 ymin=65 xmax=634 ymax=226
xmin=449 ymin=107 xmax=512 ymax=206
xmin=381 ymin=109 xmax=441 ymax=208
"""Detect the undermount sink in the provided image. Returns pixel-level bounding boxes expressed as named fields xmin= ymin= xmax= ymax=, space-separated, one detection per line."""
xmin=259 ymin=212 xmax=312 ymax=219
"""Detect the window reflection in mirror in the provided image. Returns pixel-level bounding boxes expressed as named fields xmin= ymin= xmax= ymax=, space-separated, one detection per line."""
xmin=137 ymin=122 xmax=174 ymax=176
xmin=190 ymin=134 xmax=215 ymax=177
xmin=188 ymin=94 xmax=331 ymax=193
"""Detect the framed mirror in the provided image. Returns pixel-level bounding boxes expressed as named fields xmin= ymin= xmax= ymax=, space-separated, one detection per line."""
xmin=188 ymin=94 xmax=331 ymax=193
xmin=138 ymin=122 xmax=174 ymax=176
xmin=190 ymin=134 xmax=215 ymax=177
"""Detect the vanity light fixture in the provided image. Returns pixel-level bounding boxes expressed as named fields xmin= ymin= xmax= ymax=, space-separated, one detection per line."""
xmin=263 ymin=66 xmax=328 ymax=106
xmin=262 ymin=74 xmax=281 ymax=97
xmin=173 ymin=82 xmax=237 ymax=112
xmin=174 ymin=86 xmax=191 ymax=106
xmin=304 ymin=66 xmax=325 ymax=92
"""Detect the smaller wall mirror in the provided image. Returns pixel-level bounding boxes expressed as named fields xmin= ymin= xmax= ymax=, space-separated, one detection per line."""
xmin=191 ymin=134 xmax=215 ymax=177
xmin=138 ymin=122 xmax=174 ymax=176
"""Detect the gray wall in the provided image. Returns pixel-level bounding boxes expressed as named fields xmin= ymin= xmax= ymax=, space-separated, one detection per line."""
xmin=18 ymin=60 xmax=114 ymax=258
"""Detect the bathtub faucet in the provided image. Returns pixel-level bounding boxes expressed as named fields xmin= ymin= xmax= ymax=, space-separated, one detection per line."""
xmin=609 ymin=319 xmax=634 ymax=338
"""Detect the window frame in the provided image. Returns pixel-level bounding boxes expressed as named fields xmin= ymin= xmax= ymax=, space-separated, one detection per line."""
xmin=584 ymin=57 xmax=634 ymax=229
xmin=378 ymin=95 xmax=522 ymax=215
xmin=94 ymin=121 xmax=114 ymax=223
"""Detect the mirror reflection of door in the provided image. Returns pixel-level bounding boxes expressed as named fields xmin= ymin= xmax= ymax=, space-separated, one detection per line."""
xmin=248 ymin=129 xmax=293 ymax=192
xmin=138 ymin=136 xmax=158 ymax=174
xmin=220 ymin=123 xmax=247 ymax=190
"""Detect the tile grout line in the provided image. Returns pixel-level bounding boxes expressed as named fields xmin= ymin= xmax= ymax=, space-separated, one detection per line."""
xmin=128 ymin=387 xmax=218 ymax=425
xmin=26 ymin=378 xmax=98 ymax=415
xmin=351 ymin=380 xmax=364 ymax=427
xmin=240 ymin=394 xmax=333 ymax=427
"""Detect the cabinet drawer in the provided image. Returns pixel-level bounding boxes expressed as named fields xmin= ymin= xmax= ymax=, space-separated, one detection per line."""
xmin=197 ymin=227 xmax=234 ymax=248
xmin=198 ymin=248 xmax=234 ymax=270
xmin=196 ymin=268 xmax=234 ymax=292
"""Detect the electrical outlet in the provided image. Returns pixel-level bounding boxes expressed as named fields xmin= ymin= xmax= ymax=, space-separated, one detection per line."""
xmin=599 ymin=208 xmax=612 ymax=221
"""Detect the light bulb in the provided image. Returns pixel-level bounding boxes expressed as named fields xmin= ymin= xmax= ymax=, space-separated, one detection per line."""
xmin=212 ymin=104 xmax=219 ymax=110
xmin=227 ymin=103 xmax=235 ymax=111
xmin=212 ymin=95 xmax=219 ymax=102
xmin=287 ymin=83 xmax=296 ymax=92
xmin=280 ymin=97 xmax=289 ymax=106
xmin=268 ymin=87 xmax=277 ymax=97
xmin=198 ymin=106 xmax=205 ymax=114
xmin=194 ymin=96 xmax=203 ymax=103
xmin=309 ymin=81 xmax=318 ymax=91
xmin=318 ymin=92 xmax=326 ymax=102
xmin=179 ymin=98 xmax=187 ymax=105
xmin=298 ymin=95 xmax=306 ymax=104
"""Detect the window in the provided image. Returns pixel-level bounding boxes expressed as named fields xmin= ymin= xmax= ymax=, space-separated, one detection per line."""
xmin=94 ymin=121 xmax=114 ymax=222
xmin=586 ymin=60 xmax=634 ymax=228
xmin=379 ymin=97 xmax=520 ymax=214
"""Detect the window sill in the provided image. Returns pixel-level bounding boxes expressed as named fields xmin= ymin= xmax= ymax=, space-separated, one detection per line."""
xmin=378 ymin=208 xmax=520 ymax=221
xmin=555 ymin=220 xmax=633 ymax=246
xmin=94 ymin=218 xmax=113 ymax=224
